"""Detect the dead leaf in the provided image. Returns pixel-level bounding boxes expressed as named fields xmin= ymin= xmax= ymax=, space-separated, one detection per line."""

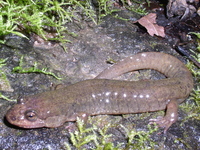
xmin=134 ymin=13 xmax=165 ymax=37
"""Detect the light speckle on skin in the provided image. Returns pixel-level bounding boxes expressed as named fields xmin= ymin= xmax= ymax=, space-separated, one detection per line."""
xmin=130 ymin=57 xmax=133 ymax=59
xmin=105 ymin=92 xmax=111 ymax=96
xmin=139 ymin=95 xmax=144 ymax=98
xmin=105 ymin=99 xmax=110 ymax=103
xmin=92 ymin=94 xmax=96 ymax=98
xmin=169 ymin=65 xmax=172 ymax=68
xmin=20 ymin=116 xmax=24 ymax=120
xmin=133 ymin=95 xmax=137 ymax=98
xmin=19 ymin=98 xmax=25 ymax=105
xmin=81 ymin=113 xmax=87 ymax=118
xmin=97 ymin=93 xmax=102 ymax=96
xmin=170 ymin=117 xmax=175 ymax=122
xmin=171 ymin=113 xmax=175 ymax=118
xmin=114 ymin=92 xmax=118 ymax=96
xmin=146 ymin=94 xmax=150 ymax=98
xmin=47 ymin=111 xmax=50 ymax=114
xmin=136 ymin=58 xmax=140 ymax=61
xmin=141 ymin=53 xmax=147 ymax=57
xmin=123 ymin=93 xmax=127 ymax=98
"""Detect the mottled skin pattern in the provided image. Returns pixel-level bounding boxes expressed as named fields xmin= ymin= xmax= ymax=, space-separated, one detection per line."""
xmin=6 ymin=52 xmax=193 ymax=133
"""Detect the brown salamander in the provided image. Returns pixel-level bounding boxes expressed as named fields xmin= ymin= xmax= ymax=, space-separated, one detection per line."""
xmin=6 ymin=52 xmax=193 ymax=132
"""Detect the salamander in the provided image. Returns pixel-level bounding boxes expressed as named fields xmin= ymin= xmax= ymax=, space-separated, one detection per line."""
xmin=6 ymin=52 xmax=194 ymax=132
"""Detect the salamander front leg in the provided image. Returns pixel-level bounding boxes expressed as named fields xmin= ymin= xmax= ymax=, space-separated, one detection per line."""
xmin=149 ymin=99 xmax=178 ymax=133
xmin=65 ymin=112 xmax=89 ymax=132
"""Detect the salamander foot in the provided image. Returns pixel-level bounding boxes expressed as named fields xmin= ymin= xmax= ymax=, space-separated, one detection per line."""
xmin=149 ymin=99 xmax=179 ymax=133
xmin=149 ymin=116 xmax=175 ymax=134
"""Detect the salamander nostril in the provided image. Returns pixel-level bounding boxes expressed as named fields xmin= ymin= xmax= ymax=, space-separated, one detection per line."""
xmin=10 ymin=116 xmax=17 ymax=121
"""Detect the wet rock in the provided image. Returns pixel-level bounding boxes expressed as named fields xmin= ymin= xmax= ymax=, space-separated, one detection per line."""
xmin=4 ymin=34 xmax=33 ymax=52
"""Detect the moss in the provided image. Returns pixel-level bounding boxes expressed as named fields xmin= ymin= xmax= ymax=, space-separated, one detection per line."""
xmin=181 ymin=49 xmax=200 ymax=125
xmin=125 ymin=3 xmax=148 ymax=15
xmin=0 ymin=0 xmax=76 ymax=43
xmin=0 ymin=59 xmax=13 ymax=91
xmin=121 ymin=124 xmax=158 ymax=149
xmin=0 ymin=0 xmax=148 ymax=44
xmin=189 ymin=32 xmax=200 ymax=50
xmin=0 ymin=58 xmax=16 ymax=101
xmin=12 ymin=56 xmax=62 ymax=80
xmin=64 ymin=117 xmax=157 ymax=149
xmin=180 ymin=86 xmax=200 ymax=124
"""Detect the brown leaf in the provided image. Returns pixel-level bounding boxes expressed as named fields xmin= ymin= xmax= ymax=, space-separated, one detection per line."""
xmin=135 ymin=13 xmax=165 ymax=37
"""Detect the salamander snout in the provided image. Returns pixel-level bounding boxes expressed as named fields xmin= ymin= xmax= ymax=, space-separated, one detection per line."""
xmin=7 ymin=114 xmax=17 ymax=122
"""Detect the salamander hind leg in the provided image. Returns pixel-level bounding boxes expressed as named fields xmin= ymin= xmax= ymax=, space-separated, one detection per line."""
xmin=149 ymin=99 xmax=179 ymax=133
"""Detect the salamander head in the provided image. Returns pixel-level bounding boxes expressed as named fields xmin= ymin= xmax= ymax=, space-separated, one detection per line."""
xmin=6 ymin=97 xmax=45 ymax=128
xmin=6 ymin=93 xmax=69 ymax=128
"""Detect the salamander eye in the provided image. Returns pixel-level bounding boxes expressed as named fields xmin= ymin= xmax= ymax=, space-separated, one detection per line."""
xmin=25 ymin=110 xmax=37 ymax=122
